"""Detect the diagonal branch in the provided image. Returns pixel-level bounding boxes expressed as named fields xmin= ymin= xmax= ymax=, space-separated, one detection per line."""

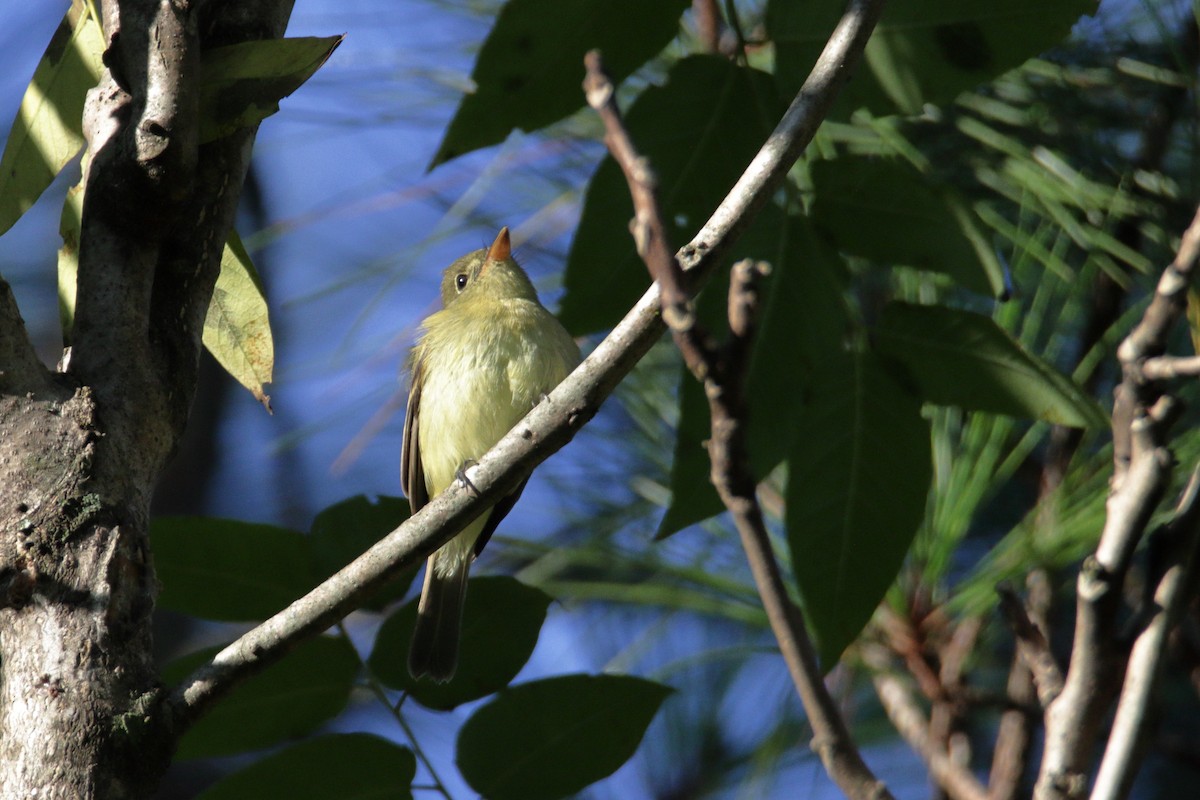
xmin=163 ymin=0 xmax=889 ymax=746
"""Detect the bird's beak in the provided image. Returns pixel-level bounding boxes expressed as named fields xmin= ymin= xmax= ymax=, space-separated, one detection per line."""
xmin=486 ymin=227 xmax=511 ymax=265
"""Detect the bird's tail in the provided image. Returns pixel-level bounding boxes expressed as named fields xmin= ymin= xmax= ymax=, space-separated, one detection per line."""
xmin=408 ymin=554 xmax=469 ymax=682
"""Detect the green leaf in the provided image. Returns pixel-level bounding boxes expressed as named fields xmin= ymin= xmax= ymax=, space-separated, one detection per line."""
xmin=164 ymin=636 xmax=359 ymax=760
xmin=560 ymin=55 xmax=783 ymax=335
xmin=199 ymin=36 xmax=344 ymax=143
xmin=0 ymin=0 xmax=103 ymax=236
xmin=787 ymin=351 xmax=931 ymax=667
xmin=659 ymin=215 xmax=849 ymax=536
xmin=204 ymin=231 xmax=274 ymax=411
xmin=769 ymin=0 xmax=1094 ymax=116
xmin=309 ymin=495 xmax=415 ymax=611
xmin=430 ymin=0 xmax=689 ymax=167
xmin=875 ymin=302 xmax=1108 ymax=428
xmin=457 ymin=674 xmax=671 ymax=800
xmin=369 ymin=576 xmax=551 ymax=710
xmin=195 ymin=734 xmax=415 ymax=800
xmin=151 ymin=517 xmax=312 ymax=621
xmin=810 ymin=155 xmax=1005 ymax=296
xmin=56 ymin=172 xmax=86 ymax=338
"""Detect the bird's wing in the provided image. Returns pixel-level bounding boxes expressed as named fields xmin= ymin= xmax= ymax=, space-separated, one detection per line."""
xmin=401 ymin=360 xmax=429 ymax=512
xmin=473 ymin=476 xmax=530 ymax=558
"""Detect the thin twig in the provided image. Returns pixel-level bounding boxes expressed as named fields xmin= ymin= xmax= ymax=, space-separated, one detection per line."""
xmin=1140 ymin=354 xmax=1200 ymax=380
xmin=164 ymin=0 xmax=889 ymax=739
xmin=587 ymin=19 xmax=893 ymax=798
xmin=1091 ymin=466 xmax=1200 ymax=800
xmin=997 ymin=583 xmax=1064 ymax=706
xmin=1035 ymin=205 xmax=1200 ymax=800
xmin=865 ymin=646 xmax=990 ymax=800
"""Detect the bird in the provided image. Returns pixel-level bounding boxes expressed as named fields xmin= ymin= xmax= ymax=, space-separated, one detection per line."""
xmin=402 ymin=227 xmax=580 ymax=681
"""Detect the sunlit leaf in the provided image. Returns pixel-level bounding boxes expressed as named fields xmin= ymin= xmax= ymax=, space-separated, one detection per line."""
xmin=165 ymin=637 xmax=359 ymax=760
xmin=199 ymin=36 xmax=344 ymax=143
xmin=152 ymin=516 xmax=311 ymax=621
xmin=204 ymin=232 xmax=274 ymax=411
xmin=0 ymin=0 xmax=103 ymax=236
xmin=561 ymin=55 xmax=783 ymax=335
xmin=369 ymin=576 xmax=551 ymax=709
xmin=787 ymin=350 xmax=931 ymax=667
xmin=875 ymin=302 xmax=1107 ymax=428
xmin=457 ymin=674 xmax=671 ymax=800
xmin=431 ymin=0 xmax=689 ymax=167
xmin=195 ymin=734 xmax=414 ymax=800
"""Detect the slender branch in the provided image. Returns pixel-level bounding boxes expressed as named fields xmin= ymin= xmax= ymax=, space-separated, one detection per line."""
xmin=1091 ymin=466 xmax=1200 ymax=800
xmin=163 ymin=0 xmax=888 ymax=739
xmin=1141 ymin=354 xmax=1200 ymax=380
xmin=997 ymin=583 xmax=1064 ymax=706
xmin=1035 ymin=205 xmax=1200 ymax=800
xmin=586 ymin=4 xmax=891 ymax=795
xmin=864 ymin=646 xmax=990 ymax=800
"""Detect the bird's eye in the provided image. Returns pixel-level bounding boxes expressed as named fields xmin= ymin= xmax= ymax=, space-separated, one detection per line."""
xmin=455 ymin=273 xmax=469 ymax=292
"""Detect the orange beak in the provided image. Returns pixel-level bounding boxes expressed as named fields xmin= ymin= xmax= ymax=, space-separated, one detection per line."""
xmin=486 ymin=227 xmax=511 ymax=263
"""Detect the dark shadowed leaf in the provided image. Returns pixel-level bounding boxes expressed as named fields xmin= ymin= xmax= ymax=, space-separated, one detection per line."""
xmin=0 ymin=0 xmax=102 ymax=236
xmin=457 ymin=674 xmax=671 ymax=800
xmin=875 ymin=302 xmax=1107 ymax=428
xmin=151 ymin=517 xmax=311 ymax=621
xmin=369 ymin=576 xmax=551 ymax=709
xmin=195 ymin=734 xmax=415 ymax=800
xmin=204 ymin=232 xmax=274 ymax=411
xmin=308 ymin=494 xmax=415 ymax=610
xmin=810 ymin=156 xmax=1005 ymax=295
xmin=199 ymin=36 xmax=343 ymax=143
xmin=769 ymin=0 xmax=1094 ymax=115
xmin=787 ymin=350 xmax=931 ymax=667
xmin=430 ymin=0 xmax=689 ymax=167
xmin=560 ymin=55 xmax=783 ymax=335
xmin=165 ymin=636 xmax=359 ymax=760
xmin=659 ymin=215 xmax=849 ymax=536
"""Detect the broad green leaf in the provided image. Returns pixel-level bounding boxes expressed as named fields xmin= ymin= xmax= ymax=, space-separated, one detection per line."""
xmin=430 ymin=0 xmax=689 ymax=167
xmin=151 ymin=517 xmax=311 ymax=621
xmin=561 ymin=55 xmax=783 ymax=334
xmin=199 ymin=36 xmax=343 ymax=143
xmin=164 ymin=637 xmax=359 ymax=760
xmin=195 ymin=734 xmax=415 ymax=800
xmin=769 ymin=0 xmax=1094 ymax=116
xmin=659 ymin=215 xmax=849 ymax=536
xmin=787 ymin=351 xmax=931 ymax=667
xmin=0 ymin=0 xmax=103 ymax=236
xmin=457 ymin=674 xmax=671 ymax=800
xmin=810 ymin=156 xmax=1005 ymax=296
xmin=875 ymin=302 xmax=1107 ymax=428
xmin=204 ymin=232 xmax=274 ymax=411
xmin=309 ymin=494 xmax=415 ymax=610
xmin=57 ymin=170 xmax=86 ymax=338
xmin=369 ymin=576 xmax=551 ymax=709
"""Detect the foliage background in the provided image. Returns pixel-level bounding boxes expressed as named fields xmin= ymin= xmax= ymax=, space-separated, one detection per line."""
xmin=2 ymin=0 xmax=1198 ymax=798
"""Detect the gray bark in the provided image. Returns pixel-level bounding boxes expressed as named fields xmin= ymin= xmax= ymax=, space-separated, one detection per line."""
xmin=0 ymin=1 xmax=292 ymax=796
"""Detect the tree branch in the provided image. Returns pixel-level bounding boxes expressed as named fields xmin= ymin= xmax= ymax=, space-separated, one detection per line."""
xmin=865 ymin=645 xmax=990 ymax=800
xmin=997 ymin=583 xmax=1064 ymax=706
xmin=1035 ymin=204 xmax=1200 ymax=800
xmin=1091 ymin=466 xmax=1200 ymax=800
xmin=163 ymin=0 xmax=889 ymax=747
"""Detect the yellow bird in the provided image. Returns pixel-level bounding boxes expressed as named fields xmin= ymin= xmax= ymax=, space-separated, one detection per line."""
xmin=403 ymin=227 xmax=580 ymax=681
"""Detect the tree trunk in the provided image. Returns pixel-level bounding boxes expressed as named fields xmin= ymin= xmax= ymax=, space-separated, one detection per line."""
xmin=0 ymin=1 xmax=292 ymax=796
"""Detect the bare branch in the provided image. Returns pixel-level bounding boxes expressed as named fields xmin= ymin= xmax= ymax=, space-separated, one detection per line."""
xmin=1141 ymin=355 xmax=1200 ymax=380
xmin=997 ymin=583 xmax=1064 ymax=706
xmin=1036 ymin=206 xmax=1200 ymax=800
xmin=1091 ymin=466 xmax=1200 ymax=800
xmin=865 ymin=646 xmax=990 ymax=800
